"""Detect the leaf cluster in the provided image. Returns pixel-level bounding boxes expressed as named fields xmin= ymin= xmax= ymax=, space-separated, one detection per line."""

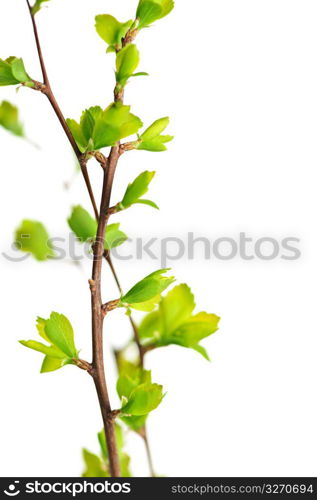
xmin=139 ymin=284 xmax=220 ymax=359
xmin=0 ymin=57 xmax=33 ymax=87
xmin=118 ymin=171 xmax=158 ymax=211
xmin=138 ymin=117 xmax=173 ymax=152
xmin=67 ymin=103 xmax=142 ymax=152
xmin=20 ymin=313 xmax=79 ymax=373
xmin=117 ymin=360 xmax=164 ymax=430
xmin=68 ymin=205 xmax=127 ymax=250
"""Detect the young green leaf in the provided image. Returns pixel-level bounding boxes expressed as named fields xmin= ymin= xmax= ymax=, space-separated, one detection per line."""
xmin=67 ymin=103 xmax=142 ymax=151
xmin=121 ymin=383 xmax=164 ymax=416
xmin=0 ymin=101 xmax=24 ymax=137
xmin=40 ymin=356 xmax=65 ymax=373
xmin=95 ymin=15 xmax=133 ymax=52
xmin=117 ymin=362 xmax=152 ymax=400
xmin=68 ymin=205 xmax=127 ymax=250
xmin=0 ymin=57 xmax=33 ymax=86
xmin=83 ymin=425 xmax=131 ymax=478
xmin=120 ymin=269 xmax=175 ymax=308
xmin=19 ymin=340 xmax=67 ymax=359
xmin=32 ymin=0 xmax=51 ymax=15
xmin=138 ymin=284 xmax=220 ymax=359
xmin=138 ymin=117 xmax=173 ymax=152
xmin=15 ymin=220 xmax=55 ymax=261
xmin=68 ymin=205 xmax=97 ymax=242
xmin=44 ymin=312 xmax=78 ymax=358
xmin=93 ymin=103 xmax=143 ymax=149
xmin=105 ymin=223 xmax=128 ymax=250
xmin=116 ymin=45 xmax=140 ymax=87
xmin=121 ymin=414 xmax=148 ymax=432
xmin=120 ymin=171 xmax=156 ymax=209
xmin=136 ymin=0 xmax=175 ymax=29
xmin=19 ymin=316 xmax=76 ymax=373
xmin=137 ymin=135 xmax=173 ymax=152
xmin=82 ymin=449 xmax=109 ymax=478
xmin=140 ymin=117 xmax=170 ymax=141
xmin=98 ymin=425 xmax=124 ymax=460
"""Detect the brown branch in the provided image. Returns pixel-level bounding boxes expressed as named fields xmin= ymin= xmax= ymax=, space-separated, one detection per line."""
xmin=105 ymin=254 xmax=156 ymax=476
xmin=90 ymin=145 xmax=121 ymax=476
xmin=25 ymin=0 xmax=119 ymax=476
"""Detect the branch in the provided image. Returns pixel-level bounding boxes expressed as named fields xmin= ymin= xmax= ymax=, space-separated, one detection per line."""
xmin=105 ymin=254 xmax=156 ymax=476
xmin=25 ymin=0 xmax=119 ymax=476
xmin=90 ymin=145 xmax=121 ymax=477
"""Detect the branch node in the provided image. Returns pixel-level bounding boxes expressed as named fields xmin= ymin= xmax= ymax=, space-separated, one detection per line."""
xmin=73 ymin=358 xmax=93 ymax=375
xmin=93 ymin=151 xmax=108 ymax=169
xmin=120 ymin=141 xmax=139 ymax=154
xmin=88 ymin=279 xmax=96 ymax=292
xmin=102 ymin=299 xmax=120 ymax=316
xmin=108 ymin=410 xmax=121 ymax=422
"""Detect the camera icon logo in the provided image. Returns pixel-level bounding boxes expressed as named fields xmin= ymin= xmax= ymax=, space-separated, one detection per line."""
xmin=4 ymin=481 xmax=20 ymax=496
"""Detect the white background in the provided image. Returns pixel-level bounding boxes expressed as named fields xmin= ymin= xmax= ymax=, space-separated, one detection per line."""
xmin=0 ymin=0 xmax=316 ymax=477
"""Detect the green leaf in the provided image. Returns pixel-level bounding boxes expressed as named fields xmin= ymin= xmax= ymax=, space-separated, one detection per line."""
xmin=138 ymin=117 xmax=173 ymax=152
xmin=120 ymin=453 xmax=132 ymax=477
xmin=0 ymin=59 xmax=18 ymax=86
xmin=137 ymin=135 xmax=173 ymax=152
xmin=140 ymin=117 xmax=170 ymax=141
xmin=136 ymin=0 xmax=174 ymax=29
xmin=68 ymin=205 xmax=127 ymax=250
xmin=83 ymin=425 xmax=131 ymax=478
xmin=98 ymin=425 xmax=124 ymax=460
xmin=116 ymin=44 xmax=140 ymax=86
xmin=20 ymin=316 xmax=77 ymax=372
xmin=68 ymin=205 xmax=97 ymax=242
xmin=159 ymin=284 xmax=195 ymax=335
xmin=95 ymin=15 xmax=133 ymax=51
xmin=170 ymin=312 xmax=220 ymax=345
xmin=92 ymin=102 xmax=143 ymax=149
xmin=82 ymin=449 xmax=109 ymax=478
xmin=138 ymin=284 xmax=220 ymax=359
xmin=40 ymin=356 xmax=66 ymax=373
xmin=105 ymin=223 xmax=128 ymax=250
xmin=117 ymin=362 xmax=152 ymax=400
xmin=66 ymin=119 xmax=88 ymax=153
xmin=121 ymin=414 xmax=148 ymax=432
xmin=32 ymin=0 xmax=50 ymax=15
xmin=44 ymin=312 xmax=78 ymax=358
xmin=0 ymin=101 xmax=24 ymax=137
xmin=121 ymin=383 xmax=164 ymax=416
xmin=11 ymin=58 xmax=30 ymax=83
xmin=36 ymin=317 xmax=50 ymax=343
xmin=19 ymin=340 xmax=67 ymax=359
xmin=120 ymin=269 xmax=175 ymax=308
xmin=117 ymin=363 xmax=163 ymax=418
xmin=15 ymin=220 xmax=55 ymax=261
xmin=133 ymin=199 xmax=159 ymax=209
xmin=67 ymin=103 xmax=142 ymax=151
xmin=0 ymin=57 xmax=33 ymax=86
xmin=127 ymin=294 xmax=161 ymax=312
xmin=120 ymin=171 xmax=156 ymax=209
